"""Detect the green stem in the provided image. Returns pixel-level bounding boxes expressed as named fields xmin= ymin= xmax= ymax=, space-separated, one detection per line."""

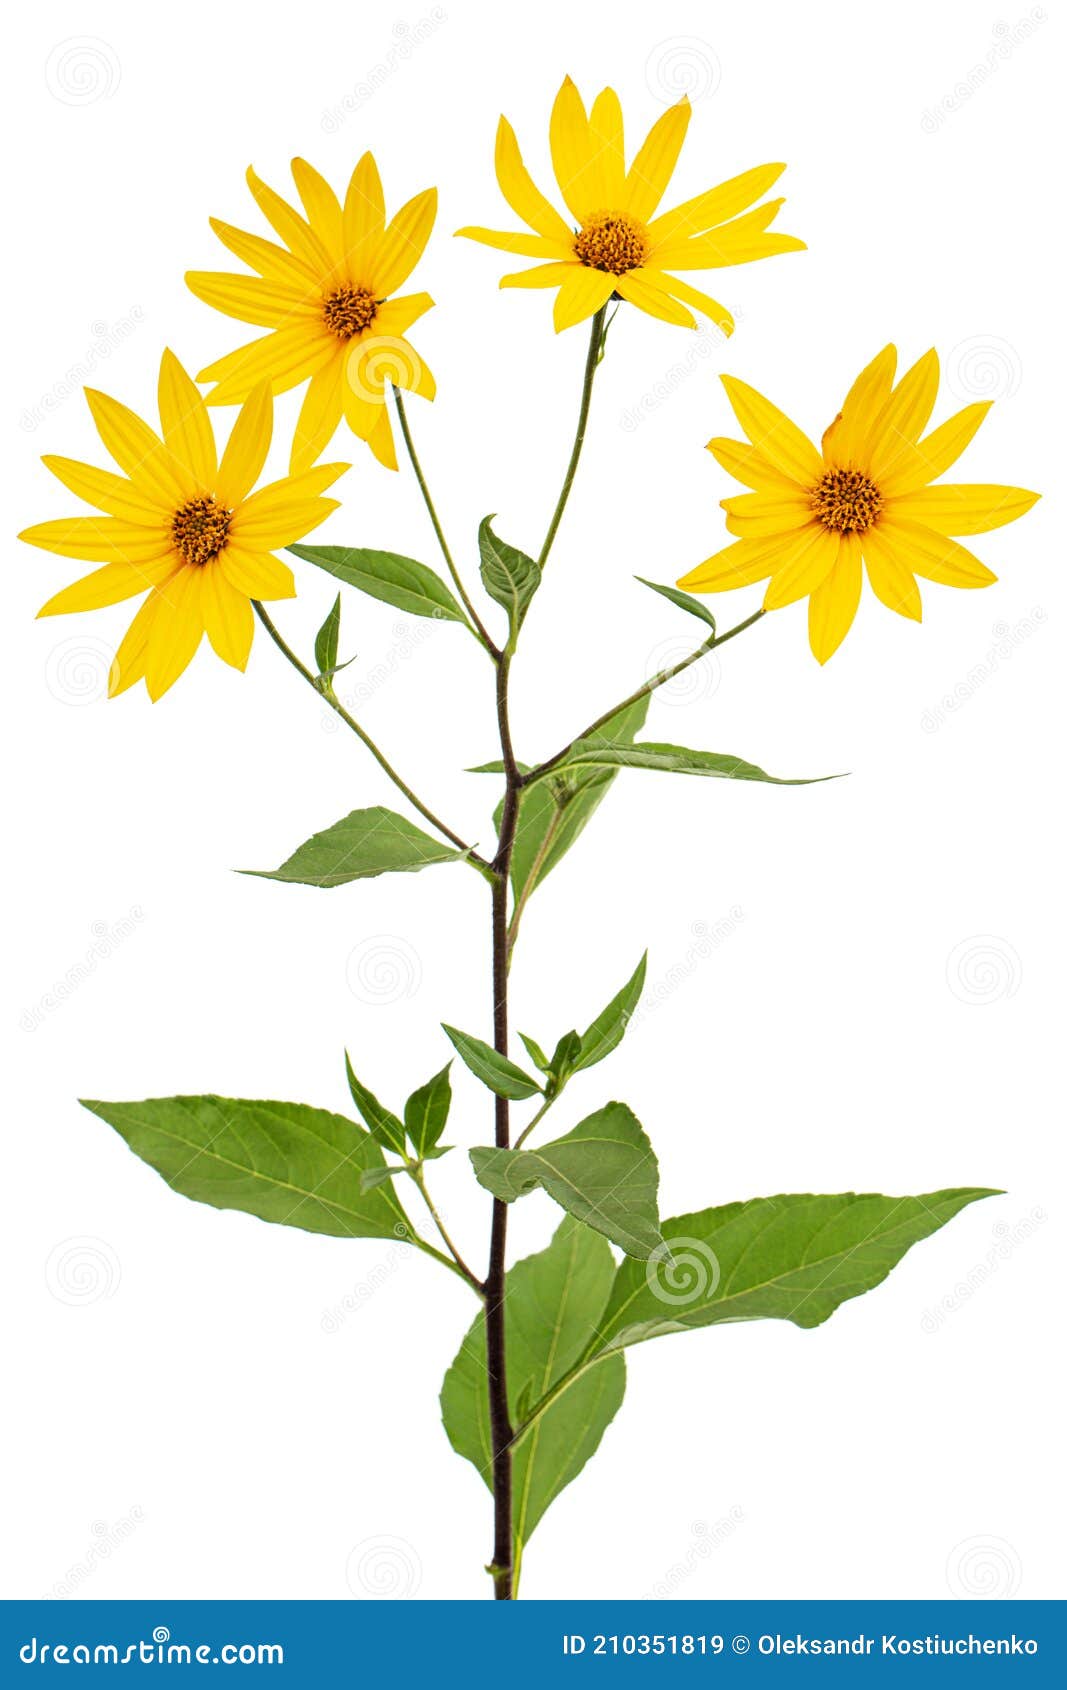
xmin=391 ymin=385 xmax=497 ymax=655
xmin=253 ymin=601 xmax=490 ymax=874
xmin=536 ymin=306 xmax=608 ymax=569
xmin=523 ymin=608 xmax=766 ymax=786
xmin=512 ymin=1096 xmax=556 ymax=1152
xmin=411 ymin=1165 xmax=484 ymax=1296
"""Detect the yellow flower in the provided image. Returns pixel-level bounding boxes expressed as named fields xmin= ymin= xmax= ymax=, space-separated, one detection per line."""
xmin=678 ymin=346 xmax=1040 ymax=663
xmin=20 ymin=350 xmax=347 ymax=700
xmin=186 ymin=156 xmax=436 ymax=471
xmin=456 ymin=76 xmax=804 ymax=334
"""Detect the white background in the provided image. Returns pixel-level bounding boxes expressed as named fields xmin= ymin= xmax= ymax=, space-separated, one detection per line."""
xmin=2 ymin=0 xmax=1062 ymax=1605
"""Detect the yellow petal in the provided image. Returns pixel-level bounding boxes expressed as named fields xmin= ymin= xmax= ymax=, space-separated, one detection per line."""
xmin=291 ymin=157 xmax=344 ymax=265
xmin=722 ymin=491 xmax=816 ymax=538
xmin=887 ymin=483 xmax=1039 ymax=536
xmin=201 ymin=559 xmax=255 ymax=670
xmin=454 ymin=226 xmax=571 ymax=259
xmin=365 ymin=405 xmax=399 ymax=471
xmin=493 ymin=115 xmax=574 ymax=245
xmin=230 ymin=496 xmax=340 ymax=548
xmin=375 ymin=293 xmax=435 ymax=336
xmin=623 ymin=98 xmax=690 ymax=222
xmin=343 ymin=152 xmax=386 ymax=267
xmin=866 ymin=349 xmax=940 ymax=481
xmin=185 ymin=271 xmax=318 ymax=327
xmin=587 ymin=88 xmax=625 ymax=205
xmin=237 ymin=463 xmax=348 ymax=521
xmin=678 ymin=533 xmax=800 ymax=593
xmin=219 ymin=546 xmax=297 ymax=600
xmin=109 ymin=589 xmax=163 ymax=697
xmin=499 ymin=261 xmax=576 ymax=290
xmin=145 ymin=566 xmax=204 ymax=700
xmin=875 ymin=519 xmax=997 ymax=588
xmin=216 ymin=381 xmax=274 ymax=506
xmin=199 ymin=325 xmax=335 ymax=406
xmin=654 ymin=224 xmax=805 ymax=270
xmin=85 ymin=388 xmax=188 ymax=509
xmin=207 ymin=217 xmax=317 ymax=289
xmin=878 ymin=402 xmax=993 ymax=495
xmin=41 ymin=456 xmax=168 ymax=524
xmin=290 ymin=356 xmax=345 ymax=474
xmin=246 ymin=166 xmax=332 ymax=276
xmin=821 ymin=345 xmax=897 ymax=465
xmin=37 ymin=553 xmax=181 ymax=616
xmin=651 ymin=198 xmax=782 ymax=265
xmin=648 ymin=164 xmax=787 ymax=244
xmin=762 ymin=525 xmax=838 ymax=609
xmin=614 ymin=269 xmax=695 ymax=327
xmin=158 ymin=349 xmax=216 ymax=491
xmin=549 ymin=77 xmax=594 ymax=222
xmin=368 ymin=188 xmax=437 ymax=296
xmin=658 ymin=274 xmax=734 ymax=335
xmin=24 ymin=517 xmax=173 ymax=565
xmin=707 ymin=436 xmax=801 ymax=493
xmin=808 ymin=533 xmax=861 ymax=663
xmin=553 ymin=267 xmax=615 ymax=332
xmin=346 ymin=335 xmax=434 ymax=404
xmin=720 ymin=376 xmax=823 ymax=485
xmin=861 ymin=526 xmax=922 ymax=621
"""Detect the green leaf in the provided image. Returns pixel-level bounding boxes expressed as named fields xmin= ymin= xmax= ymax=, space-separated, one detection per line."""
xmin=636 ymin=576 xmax=717 ymax=629
xmin=519 ymin=1032 xmax=551 ymax=1074
xmin=345 ymin=1053 xmax=406 ymax=1156
xmin=313 ymin=593 xmax=342 ymax=677
xmin=575 ymin=953 xmax=647 ymax=1073
xmin=289 ymin=544 xmax=468 ymax=625
xmin=531 ymin=740 xmax=830 ymax=786
xmin=470 ymin=1102 xmax=663 ymax=1259
xmin=440 ymin=1217 xmax=625 ymax=1558
xmin=545 ymin=1029 xmax=582 ymax=1093
xmin=242 ymin=807 xmax=466 ymax=887
xmin=478 ymin=516 xmax=541 ymax=637
xmin=503 ymin=694 xmax=650 ymax=907
xmin=360 ymin=1165 xmax=405 ymax=1192
xmin=441 ymin=1025 xmax=542 ymax=1101
xmin=594 ymin=1188 xmax=1000 ymax=1349
xmin=404 ymin=1063 xmax=452 ymax=1157
xmin=81 ymin=1095 xmax=411 ymax=1240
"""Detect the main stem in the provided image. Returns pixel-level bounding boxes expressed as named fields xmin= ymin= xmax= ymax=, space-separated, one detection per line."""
xmin=537 ymin=305 xmax=607 ymax=568
xmin=485 ymin=653 xmax=522 ymax=1599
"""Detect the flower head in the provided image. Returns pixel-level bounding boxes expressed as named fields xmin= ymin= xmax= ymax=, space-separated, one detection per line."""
xmin=20 ymin=350 xmax=347 ymax=699
xmin=678 ymin=346 xmax=1039 ymax=663
xmin=457 ymin=76 xmax=804 ymax=333
xmin=187 ymin=156 xmax=436 ymax=471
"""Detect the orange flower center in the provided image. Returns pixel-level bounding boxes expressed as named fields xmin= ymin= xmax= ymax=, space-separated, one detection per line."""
xmin=171 ymin=495 xmax=232 ymax=566
xmin=322 ymin=284 xmax=379 ymax=339
xmin=811 ymin=468 xmax=883 ymax=534
xmin=574 ymin=211 xmax=648 ymax=276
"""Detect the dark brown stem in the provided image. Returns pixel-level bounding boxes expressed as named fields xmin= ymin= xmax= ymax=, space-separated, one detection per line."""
xmin=485 ymin=653 xmax=521 ymax=1599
